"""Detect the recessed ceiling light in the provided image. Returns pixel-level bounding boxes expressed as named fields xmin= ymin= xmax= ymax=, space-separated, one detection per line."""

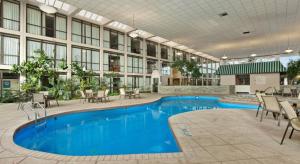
xmin=285 ymin=48 xmax=293 ymax=53
xmin=218 ymin=12 xmax=228 ymax=17
xmin=250 ymin=54 xmax=257 ymax=57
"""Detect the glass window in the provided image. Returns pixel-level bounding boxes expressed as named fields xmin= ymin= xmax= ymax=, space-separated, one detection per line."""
xmin=71 ymin=19 xmax=100 ymax=46
xmin=103 ymin=51 xmax=124 ymax=72
xmin=0 ymin=35 xmax=19 ymax=65
xmin=161 ymin=46 xmax=168 ymax=59
xmin=26 ymin=38 xmax=66 ymax=68
xmin=236 ymin=75 xmax=250 ymax=85
xmin=1 ymin=0 xmax=20 ymax=31
xmin=127 ymin=36 xmax=142 ymax=54
xmin=27 ymin=5 xmax=67 ymax=39
xmin=104 ymin=28 xmax=125 ymax=51
xmin=146 ymin=41 xmax=157 ymax=57
xmin=71 ymin=47 xmax=100 ymax=71
xmin=127 ymin=56 xmax=143 ymax=74
xmin=147 ymin=59 xmax=157 ymax=74
xmin=127 ymin=76 xmax=143 ymax=90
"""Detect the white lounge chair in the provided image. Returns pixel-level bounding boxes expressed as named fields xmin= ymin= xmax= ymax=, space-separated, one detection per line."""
xmin=133 ymin=88 xmax=141 ymax=98
xmin=255 ymin=92 xmax=265 ymax=117
xmin=95 ymin=90 xmax=105 ymax=103
xmin=119 ymin=88 xmax=128 ymax=99
xmin=261 ymin=96 xmax=282 ymax=126
xmin=279 ymin=101 xmax=300 ymax=144
xmin=80 ymin=91 xmax=87 ymax=103
xmin=32 ymin=93 xmax=46 ymax=108
xmin=85 ymin=90 xmax=94 ymax=102
xmin=104 ymin=89 xmax=109 ymax=102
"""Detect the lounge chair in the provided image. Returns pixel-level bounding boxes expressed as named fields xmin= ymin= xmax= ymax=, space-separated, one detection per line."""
xmin=85 ymin=90 xmax=95 ymax=102
xmin=119 ymin=88 xmax=128 ymax=99
xmin=261 ymin=96 xmax=282 ymax=126
xmin=80 ymin=90 xmax=87 ymax=103
xmin=265 ymin=87 xmax=276 ymax=95
xmin=255 ymin=92 xmax=265 ymax=117
xmin=32 ymin=93 xmax=46 ymax=108
xmin=282 ymin=87 xmax=292 ymax=97
xmin=104 ymin=89 xmax=109 ymax=102
xmin=133 ymin=88 xmax=141 ymax=98
xmin=279 ymin=101 xmax=300 ymax=144
xmin=95 ymin=90 xmax=105 ymax=103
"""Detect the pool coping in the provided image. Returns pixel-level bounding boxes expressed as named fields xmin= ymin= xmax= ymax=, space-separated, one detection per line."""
xmin=1 ymin=95 xmax=257 ymax=162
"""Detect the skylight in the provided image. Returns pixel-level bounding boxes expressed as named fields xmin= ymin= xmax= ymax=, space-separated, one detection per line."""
xmin=176 ymin=45 xmax=188 ymax=50
xmin=148 ymin=36 xmax=168 ymax=43
xmin=163 ymin=41 xmax=179 ymax=47
xmin=106 ymin=21 xmax=134 ymax=32
xmin=76 ymin=10 xmax=110 ymax=24
xmin=34 ymin=0 xmax=76 ymax=14
xmin=129 ymin=30 xmax=154 ymax=38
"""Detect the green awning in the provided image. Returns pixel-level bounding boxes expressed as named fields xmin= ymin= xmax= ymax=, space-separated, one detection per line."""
xmin=216 ymin=61 xmax=286 ymax=75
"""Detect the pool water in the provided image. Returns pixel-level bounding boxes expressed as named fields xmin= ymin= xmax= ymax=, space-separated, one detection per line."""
xmin=14 ymin=96 xmax=257 ymax=156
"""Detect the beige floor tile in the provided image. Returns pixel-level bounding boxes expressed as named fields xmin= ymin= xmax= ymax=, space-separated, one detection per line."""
xmin=221 ymin=159 xmax=261 ymax=164
xmin=0 ymin=156 xmax=25 ymax=164
xmin=204 ymin=145 xmax=251 ymax=161
xmin=19 ymin=157 xmax=58 ymax=164
xmin=234 ymin=144 xmax=280 ymax=158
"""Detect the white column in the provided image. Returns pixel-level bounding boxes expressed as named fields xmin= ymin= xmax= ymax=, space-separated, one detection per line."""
xmin=124 ymin=34 xmax=128 ymax=86
xmin=142 ymin=38 xmax=147 ymax=88
xmin=100 ymin=26 xmax=104 ymax=79
xmin=66 ymin=16 xmax=72 ymax=79
xmin=19 ymin=1 xmax=27 ymax=84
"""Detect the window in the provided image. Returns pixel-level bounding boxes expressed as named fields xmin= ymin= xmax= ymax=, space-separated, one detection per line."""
xmin=236 ymin=75 xmax=250 ymax=85
xmin=161 ymin=45 xmax=168 ymax=60
xmin=146 ymin=59 xmax=157 ymax=74
xmin=27 ymin=5 xmax=67 ymax=39
xmin=146 ymin=41 xmax=157 ymax=57
xmin=183 ymin=52 xmax=187 ymax=60
xmin=145 ymin=76 xmax=151 ymax=91
xmin=71 ymin=19 xmax=100 ymax=46
xmin=173 ymin=49 xmax=183 ymax=61
xmin=27 ymin=38 xmax=67 ymax=68
xmin=0 ymin=34 xmax=19 ymax=65
xmin=127 ymin=36 xmax=142 ymax=54
xmin=0 ymin=0 xmax=19 ymax=31
xmin=72 ymin=47 xmax=100 ymax=71
xmin=103 ymin=51 xmax=124 ymax=72
xmin=127 ymin=76 xmax=144 ymax=90
xmin=127 ymin=56 xmax=143 ymax=74
xmin=104 ymin=28 xmax=124 ymax=51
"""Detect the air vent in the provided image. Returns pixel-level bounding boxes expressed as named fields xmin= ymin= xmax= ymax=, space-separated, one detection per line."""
xmin=218 ymin=12 xmax=228 ymax=17
xmin=243 ymin=31 xmax=250 ymax=34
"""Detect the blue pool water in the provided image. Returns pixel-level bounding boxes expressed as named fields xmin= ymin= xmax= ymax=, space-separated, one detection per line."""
xmin=14 ymin=96 xmax=257 ymax=156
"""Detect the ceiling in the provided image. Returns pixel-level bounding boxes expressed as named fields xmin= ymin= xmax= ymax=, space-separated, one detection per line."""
xmin=63 ymin=0 xmax=300 ymax=58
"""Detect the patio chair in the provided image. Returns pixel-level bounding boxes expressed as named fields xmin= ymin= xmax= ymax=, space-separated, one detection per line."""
xmin=80 ymin=91 xmax=87 ymax=103
xmin=282 ymin=87 xmax=292 ymax=97
xmin=85 ymin=90 xmax=95 ymax=102
xmin=119 ymin=88 xmax=128 ymax=99
xmin=104 ymin=89 xmax=110 ymax=102
xmin=32 ymin=93 xmax=46 ymax=108
xmin=255 ymin=92 xmax=265 ymax=117
xmin=133 ymin=88 xmax=141 ymax=98
xmin=95 ymin=90 xmax=105 ymax=103
xmin=265 ymin=87 xmax=276 ymax=95
xmin=261 ymin=96 xmax=282 ymax=126
xmin=279 ymin=101 xmax=300 ymax=144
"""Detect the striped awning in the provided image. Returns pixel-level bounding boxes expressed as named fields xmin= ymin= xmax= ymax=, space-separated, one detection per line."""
xmin=216 ymin=61 xmax=286 ymax=75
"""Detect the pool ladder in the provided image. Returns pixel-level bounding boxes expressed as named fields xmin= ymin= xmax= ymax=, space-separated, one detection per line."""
xmin=19 ymin=102 xmax=47 ymax=123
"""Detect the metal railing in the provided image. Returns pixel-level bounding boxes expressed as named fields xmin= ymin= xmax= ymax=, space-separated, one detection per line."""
xmin=19 ymin=102 xmax=47 ymax=123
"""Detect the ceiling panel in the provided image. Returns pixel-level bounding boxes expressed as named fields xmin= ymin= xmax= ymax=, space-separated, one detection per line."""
xmin=63 ymin=0 xmax=300 ymax=58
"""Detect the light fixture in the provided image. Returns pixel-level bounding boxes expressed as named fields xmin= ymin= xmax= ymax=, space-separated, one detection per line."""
xmin=129 ymin=31 xmax=139 ymax=38
xmin=39 ymin=4 xmax=57 ymax=14
xmin=176 ymin=52 xmax=182 ymax=56
xmin=285 ymin=48 xmax=293 ymax=53
xmin=221 ymin=55 xmax=228 ymax=60
xmin=250 ymin=53 xmax=257 ymax=57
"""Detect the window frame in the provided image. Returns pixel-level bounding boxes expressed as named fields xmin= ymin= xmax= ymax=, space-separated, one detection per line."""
xmin=0 ymin=0 xmax=20 ymax=31
xmin=71 ymin=46 xmax=100 ymax=71
xmin=0 ymin=33 xmax=20 ymax=65
xmin=71 ymin=18 xmax=100 ymax=46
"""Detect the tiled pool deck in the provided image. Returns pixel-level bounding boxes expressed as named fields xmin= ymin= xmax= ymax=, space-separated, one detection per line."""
xmin=0 ymin=94 xmax=300 ymax=164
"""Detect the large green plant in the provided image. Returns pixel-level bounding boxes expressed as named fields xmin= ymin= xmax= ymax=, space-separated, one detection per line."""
xmin=71 ymin=62 xmax=96 ymax=91
xmin=287 ymin=59 xmax=300 ymax=84
xmin=11 ymin=50 xmax=56 ymax=93
xmin=172 ymin=60 xmax=201 ymax=85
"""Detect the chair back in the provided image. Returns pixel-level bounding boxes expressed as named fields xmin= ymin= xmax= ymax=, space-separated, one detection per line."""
xmin=97 ymin=90 xmax=105 ymax=97
xmin=39 ymin=91 xmax=49 ymax=96
xmin=33 ymin=93 xmax=45 ymax=103
xmin=85 ymin=90 xmax=93 ymax=94
xmin=134 ymin=88 xmax=140 ymax=94
xmin=262 ymin=96 xmax=281 ymax=112
xmin=265 ymin=87 xmax=275 ymax=95
xmin=105 ymin=89 xmax=109 ymax=97
xmin=80 ymin=91 xmax=86 ymax=98
xmin=280 ymin=101 xmax=298 ymax=120
xmin=119 ymin=88 xmax=125 ymax=95
xmin=283 ymin=87 xmax=292 ymax=94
